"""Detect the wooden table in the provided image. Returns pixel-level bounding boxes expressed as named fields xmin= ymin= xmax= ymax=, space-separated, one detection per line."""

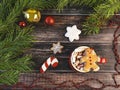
xmin=19 ymin=9 xmax=120 ymax=90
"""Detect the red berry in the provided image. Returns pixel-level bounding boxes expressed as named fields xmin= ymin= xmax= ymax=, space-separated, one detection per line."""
xmin=19 ymin=21 xmax=26 ymax=27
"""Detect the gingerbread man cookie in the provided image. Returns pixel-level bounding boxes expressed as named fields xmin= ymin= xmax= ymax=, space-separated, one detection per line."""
xmin=80 ymin=48 xmax=100 ymax=72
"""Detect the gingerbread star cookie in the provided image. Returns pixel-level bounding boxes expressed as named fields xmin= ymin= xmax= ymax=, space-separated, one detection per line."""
xmin=50 ymin=42 xmax=64 ymax=54
xmin=65 ymin=25 xmax=81 ymax=42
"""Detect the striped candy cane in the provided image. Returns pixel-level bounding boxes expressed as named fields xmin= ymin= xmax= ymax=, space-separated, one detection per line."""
xmin=40 ymin=56 xmax=58 ymax=73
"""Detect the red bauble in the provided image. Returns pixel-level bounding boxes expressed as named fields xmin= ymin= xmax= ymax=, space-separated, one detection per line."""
xmin=19 ymin=21 xmax=26 ymax=27
xmin=45 ymin=16 xmax=55 ymax=25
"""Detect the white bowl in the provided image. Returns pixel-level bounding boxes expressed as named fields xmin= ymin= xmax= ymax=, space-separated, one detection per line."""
xmin=70 ymin=46 xmax=89 ymax=72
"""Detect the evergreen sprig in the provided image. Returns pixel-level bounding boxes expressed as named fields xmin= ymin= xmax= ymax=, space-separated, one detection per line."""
xmin=0 ymin=0 xmax=56 ymax=85
xmin=57 ymin=0 xmax=120 ymax=34
xmin=57 ymin=0 xmax=105 ymax=11
xmin=83 ymin=0 xmax=120 ymax=34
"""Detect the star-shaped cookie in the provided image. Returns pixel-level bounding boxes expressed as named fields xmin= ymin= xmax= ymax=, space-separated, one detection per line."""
xmin=65 ymin=25 xmax=81 ymax=42
xmin=51 ymin=42 xmax=64 ymax=54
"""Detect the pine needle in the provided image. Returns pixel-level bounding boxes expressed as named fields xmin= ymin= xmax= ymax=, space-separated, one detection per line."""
xmin=0 ymin=0 xmax=56 ymax=85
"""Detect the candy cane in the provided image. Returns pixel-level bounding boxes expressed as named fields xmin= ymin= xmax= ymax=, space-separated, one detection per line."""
xmin=40 ymin=56 xmax=58 ymax=73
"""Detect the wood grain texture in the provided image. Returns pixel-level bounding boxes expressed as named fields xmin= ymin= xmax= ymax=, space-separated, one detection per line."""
xmin=19 ymin=72 xmax=115 ymax=90
xmin=33 ymin=15 xmax=119 ymax=43
xmin=19 ymin=9 xmax=120 ymax=89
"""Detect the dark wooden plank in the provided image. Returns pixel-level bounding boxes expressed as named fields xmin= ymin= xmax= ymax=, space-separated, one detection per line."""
xmin=33 ymin=15 xmax=119 ymax=43
xmin=41 ymin=8 xmax=92 ymax=15
xmin=19 ymin=72 xmax=116 ymax=90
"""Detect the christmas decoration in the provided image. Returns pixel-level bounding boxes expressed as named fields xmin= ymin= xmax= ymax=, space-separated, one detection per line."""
xmin=1 ymin=10 xmax=120 ymax=90
xmin=18 ymin=21 xmax=26 ymax=27
xmin=70 ymin=46 xmax=106 ymax=73
xmin=40 ymin=57 xmax=59 ymax=73
xmin=57 ymin=0 xmax=120 ymax=34
xmin=45 ymin=16 xmax=55 ymax=25
xmin=50 ymin=42 xmax=64 ymax=54
xmin=65 ymin=25 xmax=81 ymax=42
xmin=23 ymin=9 xmax=41 ymax=22
xmin=0 ymin=0 xmax=56 ymax=85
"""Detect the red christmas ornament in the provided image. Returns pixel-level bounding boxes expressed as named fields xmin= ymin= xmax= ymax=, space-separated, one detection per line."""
xmin=19 ymin=21 xmax=26 ymax=27
xmin=45 ymin=16 xmax=55 ymax=25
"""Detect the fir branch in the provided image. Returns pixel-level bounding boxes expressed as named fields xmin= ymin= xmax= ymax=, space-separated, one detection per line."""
xmin=57 ymin=0 xmax=120 ymax=34
xmin=0 ymin=0 xmax=56 ymax=85
xmin=0 ymin=0 xmax=57 ymax=36
xmin=26 ymin=0 xmax=57 ymax=9
xmin=83 ymin=0 xmax=120 ymax=34
xmin=70 ymin=0 xmax=105 ymax=7
xmin=0 ymin=71 xmax=19 ymax=85
xmin=0 ymin=25 xmax=33 ymax=85
xmin=82 ymin=14 xmax=102 ymax=34
xmin=57 ymin=0 xmax=105 ymax=10
xmin=95 ymin=0 xmax=120 ymax=18
xmin=57 ymin=0 xmax=69 ymax=11
xmin=0 ymin=56 xmax=31 ymax=85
